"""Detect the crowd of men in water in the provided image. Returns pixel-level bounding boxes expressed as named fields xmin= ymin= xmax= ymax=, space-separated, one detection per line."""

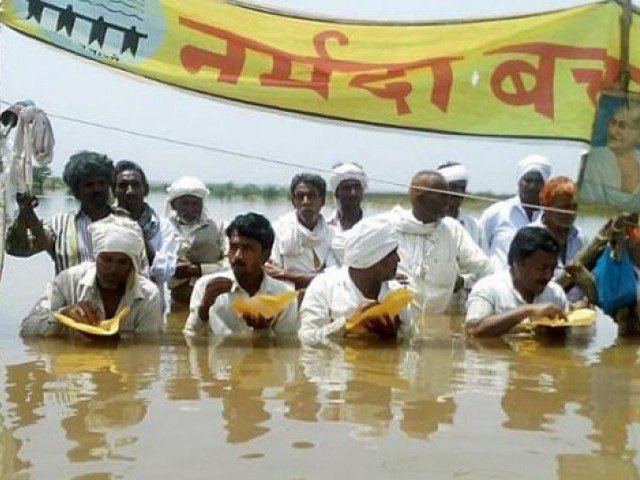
xmin=5 ymin=150 xmax=636 ymax=341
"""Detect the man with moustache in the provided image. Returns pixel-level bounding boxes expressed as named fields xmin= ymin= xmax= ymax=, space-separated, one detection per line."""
xmin=266 ymin=173 xmax=338 ymax=289
xmin=479 ymin=155 xmax=552 ymax=269
xmin=114 ymin=160 xmax=177 ymax=309
xmin=465 ymin=227 xmax=568 ymax=337
xmin=387 ymin=170 xmax=493 ymax=314
xmin=184 ymin=212 xmax=298 ymax=336
xmin=7 ymin=151 xmax=122 ymax=274
xmin=20 ymin=219 xmax=162 ymax=337
xmin=299 ymin=216 xmax=414 ymax=343
xmin=326 ymin=162 xmax=368 ymax=264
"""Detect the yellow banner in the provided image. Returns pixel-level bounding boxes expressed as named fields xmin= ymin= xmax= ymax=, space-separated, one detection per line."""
xmin=2 ymin=1 xmax=639 ymax=141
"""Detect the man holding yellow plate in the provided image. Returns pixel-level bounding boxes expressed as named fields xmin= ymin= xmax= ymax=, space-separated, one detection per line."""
xmin=19 ymin=218 xmax=162 ymax=337
xmin=299 ymin=216 xmax=414 ymax=343
xmin=465 ymin=227 xmax=572 ymax=337
xmin=184 ymin=213 xmax=298 ymax=336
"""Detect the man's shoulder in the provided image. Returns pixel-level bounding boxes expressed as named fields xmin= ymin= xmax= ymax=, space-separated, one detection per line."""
xmin=471 ymin=269 xmax=510 ymax=293
xmin=541 ymin=280 xmax=567 ymax=302
xmin=306 ymin=266 xmax=347 ymax=291
xmin=479 ymin=197 xmax=514 ymax=221
xmin=263 ymin=274 xmax=295 ymax=293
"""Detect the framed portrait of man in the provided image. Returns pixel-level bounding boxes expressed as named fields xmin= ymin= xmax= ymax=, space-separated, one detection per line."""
xmin=579 ymin=91 xmax=640 ymax=211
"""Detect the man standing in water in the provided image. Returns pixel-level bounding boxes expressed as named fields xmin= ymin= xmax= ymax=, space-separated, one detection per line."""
xmin=465 ymin=227 xmax=568 ymax=337
xmin=299 ymin=216 xmax=413 ymax=343
xmin=327 ymin=162 xmax=368 ymax=264
xmin=436 ymin=161 xmax=481 ymax=246
xmin=20 ymin=219 xmax=162 ymax=337
xmin=184 ymin=212 xmax=298 ymax=336
xmin=388 ymin=170 xmax=493 ymax=314
xmin=114 ymin=160 xmax=177 ymax=309
xmin=479 ymin=154 xmax=552 ymax=269
xmin=266 ymin=173 xmax=337 ymax=289
xmin=165 ymin=176 xmax=227 ymax=307
xmin=7 ymin=151 xmax=120 ymax=274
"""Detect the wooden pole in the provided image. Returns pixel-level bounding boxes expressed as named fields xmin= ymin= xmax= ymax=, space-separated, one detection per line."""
xmin=619 ymin=0 xmax=632 ymax=92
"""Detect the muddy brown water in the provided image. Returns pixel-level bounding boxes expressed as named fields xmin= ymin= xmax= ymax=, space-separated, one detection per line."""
xmin=0 ymin=195 xmax=637 ymax=479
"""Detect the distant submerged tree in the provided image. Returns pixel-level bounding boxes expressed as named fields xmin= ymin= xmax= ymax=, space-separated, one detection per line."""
xmin=32 ymin=165 xmax=52 ymax=194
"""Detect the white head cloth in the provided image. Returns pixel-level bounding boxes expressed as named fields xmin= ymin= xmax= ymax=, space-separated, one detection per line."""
xmin=329 ymin=163 xmax=368 ymax=193
xmin=437 ymin=163 xmax=468 ymax=183
xmin=344 ymin=215 xmax=398 ymax=269
xmin=164 ymin=176 xmax=210 ymax=218
xmin=90 ymin=217 xmax=145 ymax=273
xmin=516 ymin=154 xmax=552 ymax=182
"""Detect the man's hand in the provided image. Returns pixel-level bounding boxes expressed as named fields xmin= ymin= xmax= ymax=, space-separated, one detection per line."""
xmin=64 ymin=301 xmax=101 ymax=325
xmin=528 ymin=303 xmax=567 ymax=321
xmin=199 ymin=277 xmax=234 ymax=321
xmin=363 ymin=314 xmax=400 ymax=339
xmin=243 ymin=313 xmax=274 ymax=330
xmin=264 ymin=260 xmax=286 ymax=279
xmin=174 ymin=259 xmax=201 ymax=279
xmin=16 ymin=192 xmax=38 ymax=212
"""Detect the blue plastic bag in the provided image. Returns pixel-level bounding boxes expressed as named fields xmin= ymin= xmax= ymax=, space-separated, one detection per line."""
xmin=594 ymin=246 xmax=638 ymax=316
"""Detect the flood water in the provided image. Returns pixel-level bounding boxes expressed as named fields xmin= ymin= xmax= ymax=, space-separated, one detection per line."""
xmin=0 ymin=194 xmax=639 ymax=479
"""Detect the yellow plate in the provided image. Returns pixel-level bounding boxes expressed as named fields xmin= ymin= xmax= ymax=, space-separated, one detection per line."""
xmin=54 ymin=307 xmax=130 ymax=336
xmin=231 ymin=291 xmax=298 ymax=318
xmin=346 ymin=289 xmax=414 ymax=334
xmin=529 ymin=308 xmax=596 ymax=328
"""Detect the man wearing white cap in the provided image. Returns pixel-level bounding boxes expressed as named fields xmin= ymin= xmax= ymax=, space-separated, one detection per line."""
xmin=299 ymin=216 xmax=414 ymax=343
xmin=436 ymin=161 xmax=481 ymax=246
xmin=478 ymin=154 xmax=552 ymax=269
xmin=327 ymin=162 xmax=368 ymax=264
xmin=19 ymin=218 xmax=162 ymax=337
xmin=165 ymin=176 xmax=227 ymax=308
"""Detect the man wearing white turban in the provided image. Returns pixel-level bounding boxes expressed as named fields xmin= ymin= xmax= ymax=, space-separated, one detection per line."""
xmin=327 ymin=162 xmax=368 ymax=264
xmin=165 ymin=176 xmax=227 ymax=308
xmin=478 ymin=154 xmax=552 ymax=269
xmin=299 ymin=216 xmax=414 ymax=343
xmin=19 ymin=218 xmax=162 ymax=337
xmin=436 ymin=161 xmax=481 ymax=246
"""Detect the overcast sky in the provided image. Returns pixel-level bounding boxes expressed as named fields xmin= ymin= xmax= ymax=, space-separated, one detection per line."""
xmin=0 ymin=0 xmax=633 ymax=193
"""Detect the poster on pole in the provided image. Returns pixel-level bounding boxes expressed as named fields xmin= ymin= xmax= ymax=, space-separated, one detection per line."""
xmin=579 ymin=91 xmax=640 ymax=211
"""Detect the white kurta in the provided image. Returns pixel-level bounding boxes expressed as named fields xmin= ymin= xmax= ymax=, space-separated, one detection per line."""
xmin=457 ymin=212 xmax=482 ymax=247
xmin=20 ymin=262 xmax=162 ymax=337
xmin=148 ymin=216 xmax=178 ymax=310
xmin=465 ymin=269 xmax=569 ymax=326
xmin=388 ymin=207 xmax=493 ymax=315
xmin=479 ymin=196 xmax=542 ymax=270
xmin=271 ymin=212 xmax=338 ymax=273
xmin=183 ymin=270 xmax=299 ymax=336
xmin=298 ymin=266 xmax=414 ymax=343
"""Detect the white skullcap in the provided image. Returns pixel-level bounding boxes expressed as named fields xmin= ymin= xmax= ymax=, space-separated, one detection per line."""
xmin=516 ymin=154 xmax=552 ymax=182
xmin=165 ymin=176 xmax=209 ymax=218
xmin=329 ymin=163 xmax=368 ymax=193
xmin=90 ymin=217 xmax=144 ymax=273
xmin=344 ymin=216 xmax=398 ymax=269
xmin=437 ymin=163 xmax=468 ymax=183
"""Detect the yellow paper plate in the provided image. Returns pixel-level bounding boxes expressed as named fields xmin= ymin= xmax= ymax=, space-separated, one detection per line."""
xmin=529 ymin=308 xmax=596 ymax=328
xmin=231 ymin=291 xmax=298 ymax=318
xmin=346 ymin=289 xmax=414 ymax=334
xmin=54 ymin=307 xmax=130 ymax=336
